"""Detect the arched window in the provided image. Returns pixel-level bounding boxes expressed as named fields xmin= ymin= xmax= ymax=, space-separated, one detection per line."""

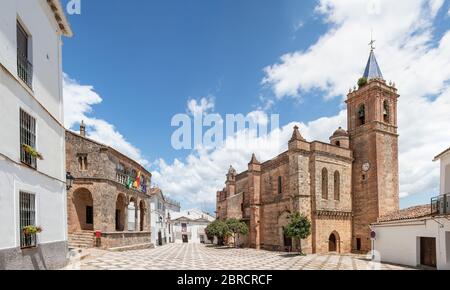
xmin=322 ymin=168 xmax=328 ymax=200
xmin=278 ymin=176 xmax=282 ymax=194
xmin=358 ymin=104 xmax=366 ymax=126
xmin=383 ymin=100 xmax=390 ymax=123
xmin=334 ymin=171 xmax=340 ymax=201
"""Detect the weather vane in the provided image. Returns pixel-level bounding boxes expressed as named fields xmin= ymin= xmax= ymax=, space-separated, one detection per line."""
xmin=369 ymin=29 xmax=376 ymax=50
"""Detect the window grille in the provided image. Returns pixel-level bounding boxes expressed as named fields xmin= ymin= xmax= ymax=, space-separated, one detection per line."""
xmin=20 ymin=109 xmax=37 ymax=168
xmin=20 ymin=192 xmax=36 ymax=248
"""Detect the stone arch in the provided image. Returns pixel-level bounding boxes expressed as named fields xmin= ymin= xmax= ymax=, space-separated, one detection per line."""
xmin=115 ymin=193 xmax=127 ymax=231
xmin=278 ymin=210 xmax=292 ymax=250
xmin=383 ymin=100 xmax=390 ymax=123
xmin=70 ymin=188 xmax=94 ymax=232
xmin=358 ymin=104 xmax=366 ymax=126
xmin=328 ymin=231 xmax=341 ymax=253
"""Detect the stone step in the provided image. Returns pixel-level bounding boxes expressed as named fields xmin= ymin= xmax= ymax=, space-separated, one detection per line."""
xmin=68 ymin=243 xmax=92 ymax=249
xmin=108 ymin=243 xmax=154 ymax=252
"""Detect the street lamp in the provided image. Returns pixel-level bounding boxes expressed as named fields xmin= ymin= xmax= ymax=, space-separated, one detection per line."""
xmin=66 ymin=172 xmax=74 ymax=190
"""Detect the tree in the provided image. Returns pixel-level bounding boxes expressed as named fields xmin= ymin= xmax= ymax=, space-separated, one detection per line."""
xmin=225 ymin=218 xmax=249 ymax=248
xmin=283 ymin=212 xmax=311 ymax=255
xmin=205 ymin=220 xmax=229 ymax=245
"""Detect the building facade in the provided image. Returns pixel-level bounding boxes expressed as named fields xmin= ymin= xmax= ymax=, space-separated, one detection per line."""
xmin=66 ymin=126 xmax=152 ymax=250
xmin=0 ymin=0 xmax=72 ymax=270
xmin=216 ymin=48 xmax=400 ymax=254
xmin=170 ymin=210 xmax=215 ymax=244
xmin=372 ymin=147 xmax=450 ymax=270
xmin=165 ymin=196 xmax=181 ymax=244
xmin=149 ymin=189 xmax=181 ymax=246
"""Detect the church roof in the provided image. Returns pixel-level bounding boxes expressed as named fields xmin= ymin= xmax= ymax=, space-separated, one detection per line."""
xmin=363 ymin=50 xmax=383 ymax=80
xmin=331 ymin=127 xmax=348 ymax=138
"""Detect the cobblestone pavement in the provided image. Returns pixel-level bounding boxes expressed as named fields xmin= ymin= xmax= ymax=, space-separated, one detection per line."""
xmin=71 ymin=244 xmax=414 ymax=270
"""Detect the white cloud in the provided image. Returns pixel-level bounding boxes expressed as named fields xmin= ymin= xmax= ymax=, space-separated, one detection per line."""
xmin=263 ymin=0 xmax=450 ymax=201
xmin=63 ymin=74 xmax=149 ymax=166
xmin=152 ymin=99 xmax=346 ymax=209
xmin=154 ymin=0 xmax=450 ymax=210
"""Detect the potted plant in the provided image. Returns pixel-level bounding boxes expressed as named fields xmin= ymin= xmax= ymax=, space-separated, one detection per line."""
xmin=22 ymin=144 xmax=44 ymax=160
xmin=22 ymin=225 xmax=43 ymax=235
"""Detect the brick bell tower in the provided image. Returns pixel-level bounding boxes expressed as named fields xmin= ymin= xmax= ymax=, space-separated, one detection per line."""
xmin=346 ymin=43 xmax=400 ymax=252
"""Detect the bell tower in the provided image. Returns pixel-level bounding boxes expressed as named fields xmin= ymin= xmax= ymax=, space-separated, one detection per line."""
xmin=346 ymin=44 xmax=400 ymax=252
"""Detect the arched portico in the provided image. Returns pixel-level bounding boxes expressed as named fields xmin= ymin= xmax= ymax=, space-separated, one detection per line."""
xmin=115 ymin=193 xmax=127 ymax=231
xmin=70 ymin=188 xmax=94 ymax=232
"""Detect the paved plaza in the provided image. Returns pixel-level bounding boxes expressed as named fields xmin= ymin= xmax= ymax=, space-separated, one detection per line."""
xmin=67 ymin=244 xmax=414 ymax=270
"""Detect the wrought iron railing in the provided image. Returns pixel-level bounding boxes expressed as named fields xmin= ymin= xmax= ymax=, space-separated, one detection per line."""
xmin=17 ymin=52 xmax=33 ymax=88
xmin=431 ymin=193 xmax=450 ymax=216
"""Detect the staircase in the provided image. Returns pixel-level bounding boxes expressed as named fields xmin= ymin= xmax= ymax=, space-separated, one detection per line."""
xmin=68 ymin=231 xmax=95 ymax=249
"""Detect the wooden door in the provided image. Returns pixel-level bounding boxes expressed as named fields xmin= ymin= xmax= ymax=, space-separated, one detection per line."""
xmin=420 ymin=237 xmax=437 ymax=268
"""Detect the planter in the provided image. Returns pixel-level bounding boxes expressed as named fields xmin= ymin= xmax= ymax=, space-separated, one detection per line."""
xmin=22 ymin=144 xmax=44 ymax=160
xmin=22 ymin=225 xmax=42 ymax=235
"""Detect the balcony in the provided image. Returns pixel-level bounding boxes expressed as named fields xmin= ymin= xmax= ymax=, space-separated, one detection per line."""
xmin=17 ymin=52 xmax=33 ymax=88
xmin=431 ymin=193 xmax=450 ymax=216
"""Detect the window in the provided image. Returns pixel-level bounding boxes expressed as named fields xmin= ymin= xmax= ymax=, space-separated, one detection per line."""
xmin=278 ymin=176 xmax=282 ymax=194
xmin=334 ymin=171 xmax=340 ymax=201
xmin=20 ymin=109 xmax=37 ymax=169
xmin=86 ymin=206 xmax=93 ymax=225
xmin=383 ymin=100 xmax=390 ymax=123
xmin=336 ymin=141 xmax=341 ymax=147
xmin=182 ymin=223 xmax=187 ymax=232
xmin=20 ymin=191 xmax=36 ymax=248
xmin=358 ymin=104 xmax=366 ymax=126
xmin=322 ymin=168 xmax=328 ymax=200
xmin=78 ymin=154 xmax=88 ymax=171
xmin=17 ymin=21 xmax=32 ymax=87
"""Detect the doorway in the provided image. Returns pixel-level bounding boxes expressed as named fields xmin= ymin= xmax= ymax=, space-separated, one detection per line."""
xmin=420 ymin=237 xmax=437 ymax=268
xmin=283 ymin=233 xmax=292 ymax=251
xmin=329 ymin=233 xmax=337 ymax=252
xmin=182 ymin=234 xmax=189 ymax=243
xmin=158 ymin=231 xmax=163 ymax=246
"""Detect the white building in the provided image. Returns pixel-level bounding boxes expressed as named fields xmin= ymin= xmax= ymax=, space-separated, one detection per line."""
xmin=372 ymin=147 xmax=450 ymax=270
xmin=170 ymin=209 xmax=215 ymax=244
xmin=0 ymin=0 xmax=72 ymax=269
xmin=149 ymin=188 xmax=182 ymax=246
xmin=165 ymin=197 xmax=181 ymax=244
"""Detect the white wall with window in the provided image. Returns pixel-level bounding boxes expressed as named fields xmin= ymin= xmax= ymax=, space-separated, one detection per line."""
xmin=170 ymin=209 xmax=215 ymax=244
xmin=149 ymin=189 xmax=169 ymax=246
xmin=0 ymin=0 xmax=72 ymax=270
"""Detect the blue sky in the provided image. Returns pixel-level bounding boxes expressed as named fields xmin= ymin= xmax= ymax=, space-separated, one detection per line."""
xmin=62 ymin=0 xmax=450 ymax=212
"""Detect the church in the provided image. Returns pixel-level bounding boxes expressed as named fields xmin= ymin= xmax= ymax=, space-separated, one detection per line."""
xmin=216 ymin=47 xmax=400 ymax=254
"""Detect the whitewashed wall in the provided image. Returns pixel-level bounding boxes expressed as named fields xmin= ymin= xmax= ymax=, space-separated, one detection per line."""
xmin=372 ymin=218 xmax=450 ymax=270
xmin=0 ymin=0 xmax=66 ymax=254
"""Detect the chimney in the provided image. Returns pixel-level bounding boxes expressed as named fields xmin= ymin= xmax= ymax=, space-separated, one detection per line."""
xmin=80 ymin=120 xmax=86 ymax=137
